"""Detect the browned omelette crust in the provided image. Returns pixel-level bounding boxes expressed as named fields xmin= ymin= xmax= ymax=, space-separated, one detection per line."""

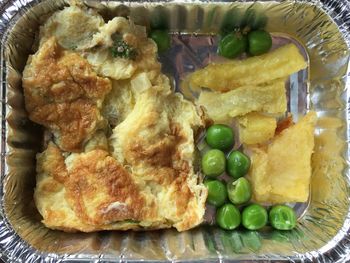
xmin=125 ymin=121 xmax=195 ymax=215
xmin=35 ymin=88 xmax=207 ymax=231
xmin=66 ymin=150 xmax=155 ymax=225
xmin=22 ymin=37 xmax=111 ymax=152
xmin=37 ymin=143 xmax=157 ymax=229
xmin=109 ymin=88 xmax=208 ymax=231
xmin=36 ymin=138 xmax=204 ymax=231
xmin=125 ymin=123 xmax=187 ymax=182
xmin=31 ymin=13 xmax=207 ymax=231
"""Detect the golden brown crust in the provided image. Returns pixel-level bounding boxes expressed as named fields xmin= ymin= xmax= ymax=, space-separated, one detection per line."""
xmin=39 ymin=142 xmax=68 ymax=183
xmin=30 ymin=99 xmax=101 ymax=152
xmin=37 ymin=143 xmax=157 ymax=227
xmin=23 ymin=37 xmax=111 ymax=152
xmin=107 ymin=89 xmax=207 ymax=231
xmin=125 ymin=122 xmax=187 ymax=183
xmin=35 ymin=87 xmax=207 ymax=232
xmin=65 ymin=149 xmax=153 ymax=225
xmin=173 ymin=174 xmax=193 ymax=217
xmin=128 ymin=138 xmax=176 ymax=167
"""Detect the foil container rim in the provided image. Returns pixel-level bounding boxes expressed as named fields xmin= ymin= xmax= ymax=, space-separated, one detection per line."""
xmin=0 ymin=0 xmax=350 ymax=262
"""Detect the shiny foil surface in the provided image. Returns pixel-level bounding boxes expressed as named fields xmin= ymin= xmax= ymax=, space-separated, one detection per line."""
xmin=0 ymin=0 xmax=350 ymax=262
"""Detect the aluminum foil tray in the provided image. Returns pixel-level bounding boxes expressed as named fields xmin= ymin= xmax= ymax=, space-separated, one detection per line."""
xmin=0 ymin=0 xmax=350 ymax=262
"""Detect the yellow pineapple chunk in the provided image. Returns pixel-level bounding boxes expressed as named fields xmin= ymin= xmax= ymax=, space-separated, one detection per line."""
xmin=238 ymin=112 xmax=277 ymax=145
xmin=190 ymin=44 xmax=307 ymax=92
xmin=197 ymin=79 xmax=287 ymax=123
xmin=248 ymin=112 xmax=317 ymax=203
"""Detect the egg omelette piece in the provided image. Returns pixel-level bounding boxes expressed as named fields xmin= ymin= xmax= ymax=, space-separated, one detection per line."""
xmin=31 ymin=3 xmax=206 ymax=233
xmin=40 ymin=5 xmax=161 ymax=80
xmin=22 ymin=37 xmax=112 ymax=152
xmin=34 ymin=73 xmax=208 ymax=232
xmin=109 ymin=76 xmax=208 ymax=231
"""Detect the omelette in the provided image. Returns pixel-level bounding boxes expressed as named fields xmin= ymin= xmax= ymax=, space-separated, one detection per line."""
xmin=25 ymin=5 xmax=207 ymax=232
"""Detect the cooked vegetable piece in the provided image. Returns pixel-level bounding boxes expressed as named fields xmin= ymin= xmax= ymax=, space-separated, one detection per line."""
xmin=269 ymin=205 xmax=297 ymax=230
xmin=198 ymin=79 xmax=287 ymax=123
xmin=201 ymin=149 xmax=226 ymax=177
xmin=248 ymin=112 xmax=317 ymax=203
xmin=204 ymin=180 xmax=227 ymax=207
xmin=190 ymin=44 xmax=307 ymax=92
xmin=248 ymin=30 xmax=272 ymax=56
xmin=216 ymin=204 xmax=241 ymax=230
xmin=218 ymin=33 xmax=247 ymax=59
xmin=150 ymin=30 xmax=171 ymax=53
xmin=238 ymin=112 xmax=277 ymax=145
xmin=242 ymin=204 xmax=268 ymax=230
xmin=110 ymin=36 xmax=137 ymax=60
xmin=227 ymin=151 xmax=251 ymax=179
xmin=227 ymin=177 xmax=252 ymax=205
xmin=206 ymin=124 xmax=234 ymax=150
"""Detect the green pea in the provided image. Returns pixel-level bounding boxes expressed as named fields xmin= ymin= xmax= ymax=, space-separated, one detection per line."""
xmin=227 ymin=177 xmax=252 ymax=205
xmin=204 ymin=180 xmax=227 ymax=207
xmin=150 ymin=6 xmax=169 ymax=30
xmin=241 ymin=8 xmax=267 ymax=31
xmin=269 ymin=205 xmax=297 ymax=230
xmin=218 ymin=32 xmax=247 ymax=59
xmin=227 ymin=151 xmax=251 ymax=179
xmin=248 ymin=30 xmax=272 ymax=56
xmin=150 ymin=30 xmax=171 ymax=53
xmin=201 ymin=149 xmax=226 ymax=177
xmin=206 ymin=124 xmax=234 ymax=151
xmin=220 ymin=8 xmax=244 ymax=36
xmin=216 ymin=204 xmax=241 ymax=230
xmin=242 ymin=204 xmax=268 ymax=230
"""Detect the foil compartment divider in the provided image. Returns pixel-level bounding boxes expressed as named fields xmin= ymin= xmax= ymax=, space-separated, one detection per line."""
xmin=0 ymin=0 xmax=350 ymax=262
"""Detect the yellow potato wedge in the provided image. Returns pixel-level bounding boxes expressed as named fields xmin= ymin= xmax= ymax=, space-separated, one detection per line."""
xmin=197 ymin=79 xmax=287 ymax=123
xmin=190 ymin=44 xmax=307 ymax=92
xmin=248 ymin=111 xmax=317 ymax=203
xmin=238 ymin=112 xmax=277 ymax=145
